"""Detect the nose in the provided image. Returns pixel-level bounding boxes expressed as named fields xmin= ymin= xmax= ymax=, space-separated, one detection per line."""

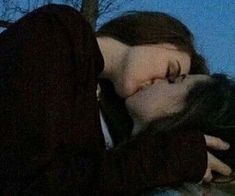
xmin=174 ymin=74 xmax=187 ymax=83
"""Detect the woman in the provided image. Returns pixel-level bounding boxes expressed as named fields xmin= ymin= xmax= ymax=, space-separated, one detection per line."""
xmin=97 ymin=9 xmax=231 ymax=187
xmin=148 ymin=74 xmax=235 ymax=170
xmin=125 ymin=73 xmax=235 ymax=195
xmin=0 ymin=4 xmax=229 ymax=195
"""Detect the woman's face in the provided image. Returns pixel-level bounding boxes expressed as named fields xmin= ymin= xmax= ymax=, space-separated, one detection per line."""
xmin=125 ymin=74 xmax=211 ymax=123
xmin=114 ymin=43 xmax=191 ymax=98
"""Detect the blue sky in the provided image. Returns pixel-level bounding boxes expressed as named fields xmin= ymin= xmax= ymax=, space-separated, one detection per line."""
xmin=1 ymin=0 xmax=234 ymax=76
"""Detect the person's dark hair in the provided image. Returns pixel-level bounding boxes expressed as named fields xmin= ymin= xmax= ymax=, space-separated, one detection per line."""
xmin=97 ymin=11 xmax=209 ymax=146
xmin=146 ymin=74 xmax=235 ymax=168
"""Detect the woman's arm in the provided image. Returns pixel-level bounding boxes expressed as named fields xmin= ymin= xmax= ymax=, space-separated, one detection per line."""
xmin=94 ymin=128 xmax=207 ymax=195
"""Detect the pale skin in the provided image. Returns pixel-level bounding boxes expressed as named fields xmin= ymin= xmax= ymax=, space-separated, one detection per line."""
xmin=96 ymin=36 xmax=232 ymax=182
xmin=204 ymin=135 xmax=231 ymax=182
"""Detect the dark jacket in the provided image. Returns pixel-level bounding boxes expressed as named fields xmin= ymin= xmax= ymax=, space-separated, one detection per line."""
xmin=0 ymin=4 xmax=207 ymax=195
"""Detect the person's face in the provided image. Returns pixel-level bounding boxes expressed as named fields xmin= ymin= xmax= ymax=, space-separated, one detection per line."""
xmin=125 ymin=74 xmax=211 ymax=123
xmin=114 ymin=43 xmax=191 ymax=98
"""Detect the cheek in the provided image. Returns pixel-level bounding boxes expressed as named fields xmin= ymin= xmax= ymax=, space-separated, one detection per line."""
xmin=125 ymin=90 xmax=161 ymax=122
xmin=158 ymin=88 xmax=187 ymax=115
xmin=126 ymin=88 xmax=186 ymax=122
xmin=115 ymin=75 xmax=136 ymax=98
xmin=147 ymin=96 xmax=185 ymax=121
xmin=119 ymin=65 xmax=141 ymax=98
xmin=121 ymin=55 xmax=168 ymax=98
xmin=111 ymin=65 xmax=137 ymax=98
xmin=125 ymin=95 xmax=149 ymax=122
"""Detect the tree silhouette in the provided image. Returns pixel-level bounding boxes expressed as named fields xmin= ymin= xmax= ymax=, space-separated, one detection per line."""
xmin=0 ymin=0 xmax=133 ymax=29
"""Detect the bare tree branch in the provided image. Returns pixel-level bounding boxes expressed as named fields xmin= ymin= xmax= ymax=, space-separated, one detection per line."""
xmin=81 ymin=0 xmax=98 ymax=29
xmin=0 ymin=0 xmax=135 ymax=29
xmin=98 ymin=0 xmax=113 ymax=16
xmin=98 ymin=0 xmax=135 ymax=18
xmin=63 ymin=0 xmax=82 ymax=9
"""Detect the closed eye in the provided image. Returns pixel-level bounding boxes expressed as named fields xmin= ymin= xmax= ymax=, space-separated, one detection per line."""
xmin=166 ymin=61 xmax=181 ymax=83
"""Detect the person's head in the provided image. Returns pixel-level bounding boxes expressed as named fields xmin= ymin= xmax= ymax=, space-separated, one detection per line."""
xmin=127 ymin=74 xmax=235 ymax=134
xmin=97 ymin=11 xmax=208 ymax=98
xmin=132 ymin=73 xmax=235 ymax=168
xmin=125 ymin=74 xmax=211 ymax=132
xmin=97 ymin=11 xmax=210 ymax=145
xmin=138 ymin=74 xmax=235 ymax=132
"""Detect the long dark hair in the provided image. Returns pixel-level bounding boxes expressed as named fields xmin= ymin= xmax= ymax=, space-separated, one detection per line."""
xmin=97 ymin=11 xmax=209 ymax=146
xmin=146 ymin=74 xmax=235 ymax=168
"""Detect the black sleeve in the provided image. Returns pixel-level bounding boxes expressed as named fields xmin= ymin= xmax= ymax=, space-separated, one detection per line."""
xmin=95 ymin=128 xmax=207 ymax=195
xmin=0 ymin=4 xmax=104 ymax=195
xmin=0 ymin=4 xmax=207 ymax=195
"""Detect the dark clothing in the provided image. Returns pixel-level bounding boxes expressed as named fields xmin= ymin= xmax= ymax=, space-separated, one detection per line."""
xmin=0 ymin=4 xmax=207 ymax=195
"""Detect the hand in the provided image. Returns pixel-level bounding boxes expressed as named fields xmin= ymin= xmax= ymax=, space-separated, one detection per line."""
xmin=203 ymin=135 xmax=232 ymax=183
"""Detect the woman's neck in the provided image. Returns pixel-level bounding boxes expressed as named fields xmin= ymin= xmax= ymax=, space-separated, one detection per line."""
xmin=96 ymin=36 xmax=129 ymax=82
